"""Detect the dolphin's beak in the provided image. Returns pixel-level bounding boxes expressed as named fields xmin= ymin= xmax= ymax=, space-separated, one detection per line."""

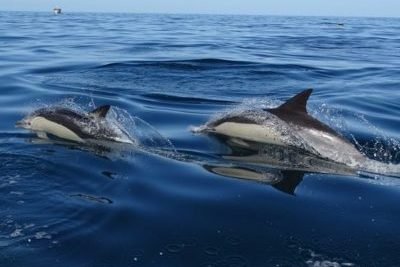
xmin=191 ymin=125 xmax=215 ymax=134
xmin=15 ymin=119 xmax=30 ymax=129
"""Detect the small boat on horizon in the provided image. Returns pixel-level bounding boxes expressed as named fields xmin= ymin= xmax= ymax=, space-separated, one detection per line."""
xmin=53 ymin=7 xmax=62 ymax=15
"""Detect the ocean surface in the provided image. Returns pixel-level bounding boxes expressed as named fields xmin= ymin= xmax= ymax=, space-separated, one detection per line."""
xmin=1 ymin=11 xmax=400 ymax=267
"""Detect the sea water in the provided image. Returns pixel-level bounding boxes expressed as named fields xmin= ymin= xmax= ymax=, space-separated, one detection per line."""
xmin=0 ymin=12 xmax=400 ymax=266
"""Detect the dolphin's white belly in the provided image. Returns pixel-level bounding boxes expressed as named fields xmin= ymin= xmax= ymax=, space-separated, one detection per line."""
xmin=31 ymin=117 xmax=84 ymax=143
xmin=213 ymin=122 xmax=285 ymax=146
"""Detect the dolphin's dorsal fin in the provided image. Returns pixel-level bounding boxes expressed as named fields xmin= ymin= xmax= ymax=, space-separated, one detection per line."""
xmin=272 ymin=171 xmax=304 ymax=196
xmin=89 ymin=105 xmax=111 ymax=118
xmin=276 ymin=89 xmax=313 ymax=114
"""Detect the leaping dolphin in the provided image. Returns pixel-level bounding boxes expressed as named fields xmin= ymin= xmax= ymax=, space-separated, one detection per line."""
xmin=197 ymin=89 xmax=367 ymax=167
xmin=16 ymin=105 xmax=134 ymax=144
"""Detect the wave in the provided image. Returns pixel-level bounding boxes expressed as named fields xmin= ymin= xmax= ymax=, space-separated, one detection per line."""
xmin=140 ymin=93 xmax=235 ymax=105
xmin=95 ymin=58 xmax=259 ymax=70
xmin=0 ymin=36 xmax=34 ymax=41
xmin=94 ymin=59 xmax=390 ymax=78
xmin=28 ymin=63 xmax=97 ymax=75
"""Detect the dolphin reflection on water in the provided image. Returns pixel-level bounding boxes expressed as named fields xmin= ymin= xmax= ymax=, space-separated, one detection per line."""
xmin=201 ymin=138 xmax=357 ymax=195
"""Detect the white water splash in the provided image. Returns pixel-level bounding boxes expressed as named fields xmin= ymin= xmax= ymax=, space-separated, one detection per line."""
xmin=108 ymin=106 xmax=175 ymax=151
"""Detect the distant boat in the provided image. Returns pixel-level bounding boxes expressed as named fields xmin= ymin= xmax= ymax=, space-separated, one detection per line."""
xmin=53 ymin=7 xmax=62 ymax=15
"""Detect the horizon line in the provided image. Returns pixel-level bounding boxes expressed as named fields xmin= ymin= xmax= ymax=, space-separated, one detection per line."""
xmin=1 ymin=9 xmax=400 ymax=19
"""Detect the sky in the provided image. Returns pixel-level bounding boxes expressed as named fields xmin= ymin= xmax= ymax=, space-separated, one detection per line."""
xmin=1 ymin=0 xmax=399 ymax=17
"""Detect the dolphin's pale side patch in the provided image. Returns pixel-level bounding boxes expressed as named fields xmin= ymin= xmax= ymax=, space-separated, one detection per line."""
xmin=31 ymin=117 xmax=84 ymax=143
xmin=214 ymin=122 xmax=285 ymax=146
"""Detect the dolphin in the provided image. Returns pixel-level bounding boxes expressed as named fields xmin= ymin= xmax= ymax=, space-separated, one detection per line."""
xmin=16 ymin=105 xmax=134 ymax=144
xmin=198 ymin=89 xmax=367 ymax=167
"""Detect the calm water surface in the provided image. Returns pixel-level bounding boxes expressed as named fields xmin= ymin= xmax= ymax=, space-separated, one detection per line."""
xmin=1 ymin=12 xmax=400 ymax=267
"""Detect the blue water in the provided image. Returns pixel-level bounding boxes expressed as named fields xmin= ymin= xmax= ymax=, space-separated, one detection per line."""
xmin=1 ymin=11 xmax=400 ymax=266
